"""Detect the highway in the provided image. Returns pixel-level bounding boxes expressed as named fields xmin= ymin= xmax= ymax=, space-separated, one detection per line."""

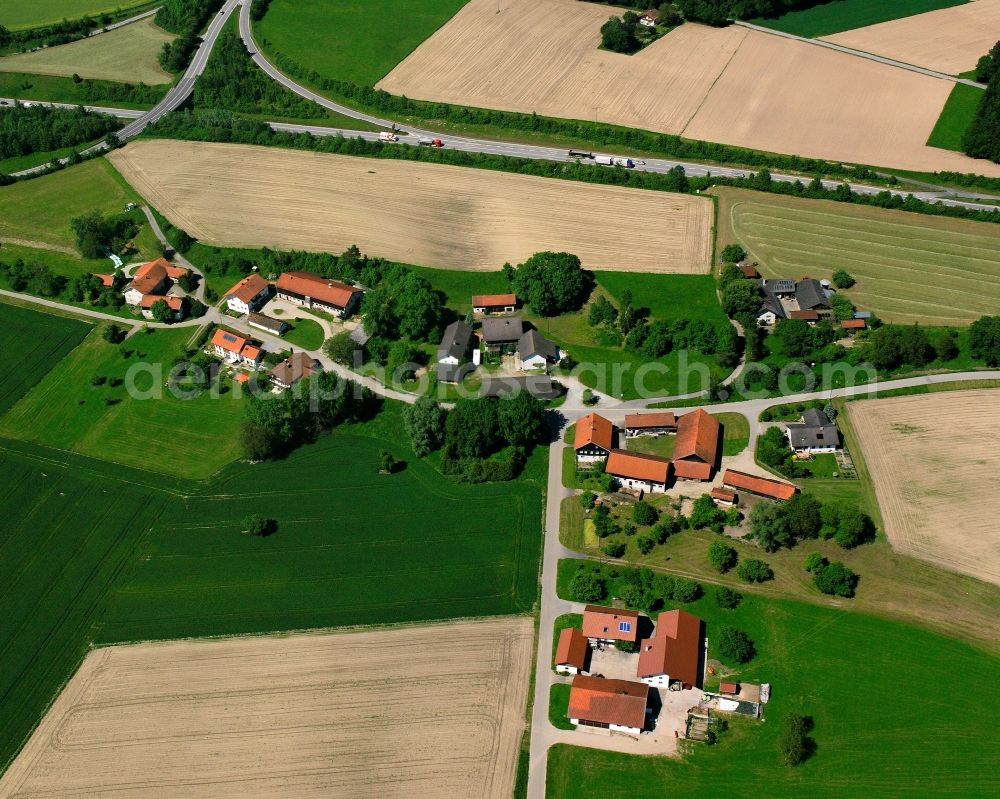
xmin=7 ymin=0 xmax=1000 ymax=211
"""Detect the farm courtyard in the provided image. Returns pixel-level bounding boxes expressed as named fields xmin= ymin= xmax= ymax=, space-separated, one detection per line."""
xmin=0 ymin=619 xmax=533 ymax=799
xmin=848 ymin=389 xmax=1000 ymax=586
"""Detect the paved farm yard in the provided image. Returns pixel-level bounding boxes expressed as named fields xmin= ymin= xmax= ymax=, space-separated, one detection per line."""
xmin=849 ymin=390 xmax=1000 ymax=586
xmin=109 ymin=140 xmax=713 ymax=273
xmin=714 ymin=187 xmax=1000 ymax=325
xmin=0 ymin=619 xmax=533 ymax=799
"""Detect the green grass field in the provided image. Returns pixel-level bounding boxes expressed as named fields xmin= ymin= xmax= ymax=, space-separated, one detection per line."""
xmin=0 ymin=0 xmax=153 ymax=30
xmin=282 ymin=316 xmax=326 ymax=350
xmin=0 ymin=17 xmax=174 ymax=84
xmin=714 ymin=187 xmax=1000 ymax=325
xmin=0 ymin=71 xmax=163 ymax=108
xmin=715 ymin=411 xmax=749 ymax=455
xmin=0 ymin=406 xmax=544 ymax=773
xmin=548 ymin=684 xmax=574 ymax=731
xmin=927 ymin=83 xmax=983 ymax=152
xmin=0 ymin=439 xmax=171 ymax=774
xmin=0 ymin=325 xmax=247 ymax=479
xmin=94 ymin=403 xmax=544 ymax=642
xmin=0 ymin=158 xmax=143 ymax=250
xmin=0 ymin=301 xmax=91 ymax=413
xmin=549 ymin=560 xmax=1000 ymax=798
xmin=752 ymin=0 xmax=967 ymax=38
xmin=256 ymin=0 xmax=468 ymax=86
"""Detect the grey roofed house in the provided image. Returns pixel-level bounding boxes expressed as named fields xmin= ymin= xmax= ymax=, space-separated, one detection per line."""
xmin=762 ymin=278 xmax=796 ymax=296
xmin=269 ymin=351 xmax=322 ymax=389
xmin=482 ymin=315 xmax=524 ymax=345
xmin=350 ymin=325 xmax=371 ymax=346
xmin=518 ymin=329 xmax=558 ymax=362
xmin=481 ymin=374 xmax=563 ymax=400
xmin=437 ymin=320 xmax=473 ymax=363
xmin=247 ymin=312 xmax=287 ymax=335
xmin=757 ymin=289 xmax=786 ymax=321
xmin=786 ymin=407 xmax=840 ymax=451
xmin=854 ymin=311 xmax=872 ymax=320
xmin=795 ymin=278 xmax=832 ymax=311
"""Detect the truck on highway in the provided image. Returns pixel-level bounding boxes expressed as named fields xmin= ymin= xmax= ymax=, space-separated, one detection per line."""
xmin=418 ymin=138 xmax=444 ymax=147
xmin=568 ymin=150 xmax=593 ymax=159
xmin=594 ymin=155 xmax=635 ymax=168
xmin=379 ymin=131 xmax=400 ymax=142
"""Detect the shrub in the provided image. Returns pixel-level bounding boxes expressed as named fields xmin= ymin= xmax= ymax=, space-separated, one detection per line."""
xmin=614 ymin=639 xmax=638 ymax=653
xmin=602 ymin=541 xmax=626 ymax=558
xmin=717 ymin=626 xmax=755 ymax=664
xmin=241 ymin=513 xmax=275 ymax=537
xmin=813 ymin=561 xmax=859 ymax=598
xmin=803 ymin=552 xmax=827 ymax=573
xmin=632 ymin=500 xmax=658 ymax=526
xmin=715 ymin=587 xmax=743 ymax=609
xmin=778 ymin=714 xmax=816 ymax=766
xmin=832 ymin=269 xmax=856 ymax=289
xmin=635 ymin=535 xmax=655 ymax=555
xmin=102 ymin=324 xmax=126 ymax=344
xmin=690 ymin=494 xmax=724 ymax=529
xmin=672 ymin=578 xmax=702 ymax=603
xmin=570 ymin=571 xmax=606 ymax=602
xmin=708 ymin=540 xmax=738 ymax=573
xmin=720 ymin=243 xmax=746 ymax=263
xmin=737 ymin=558 xmax=774 ymax=583
xmin=579 ymin=491 xmax=597 ymax=509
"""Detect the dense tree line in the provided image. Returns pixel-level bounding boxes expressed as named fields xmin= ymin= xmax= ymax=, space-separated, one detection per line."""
xmin=0 ymin=12 xmax=113 ymax=54
xmin=70 ymin=211 xmax=138 ymax=258
xmin=400 ymin=392 xmax=548 ymax=482
xmin=963 ymin=40 xmax=1000 ymax=164
xmin=970 ymin=315 xmax=1000 ymax=366
xmin=195 ymin=28 xmax=326 ymax=118
xmin=745 ymin=483 xmax=874 ymax=551
xmin=242 ymin=370 xmax=374 ymax=460
xmin=0 ymin=103 xmax=119 ymax=159
xmin=674 ymin=0 xmax=833 ymax=26
xmin=156 ymin=0 xmax=224 ymax=72
xmin=145 ymin=112 xmax=1000 ymax=227
xmin=250 ymin=0 xmax=274 ymax=22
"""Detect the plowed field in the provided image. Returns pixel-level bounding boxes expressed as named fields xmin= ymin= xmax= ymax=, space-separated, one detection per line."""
xmin=0 ymin=618 xmax=534 ymax=799
xmin=823 ymin=0 xmax=1000 ymax=75
xmin=848 ymin=390 xmax=1000 ymax=586
xmin=108 ymin=140 xmax=713 ymax=273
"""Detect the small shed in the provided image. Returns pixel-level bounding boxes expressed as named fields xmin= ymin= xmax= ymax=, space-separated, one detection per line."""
xmin=720 ymin=681 xmax=739 ymax=695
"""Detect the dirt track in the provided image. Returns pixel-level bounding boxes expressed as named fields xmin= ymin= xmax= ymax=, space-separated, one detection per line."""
xmin=376 ymin=0 xmax=1000 ymax=176
xmin=0 ymin=617 xmax=534 ymax=799
xmin=849 ymin=390 xmax=1000 ymax=587
xmin=823 ymin=0 xmax=1000 ymax=75
xmin=109 ymin=140 xmax=713 ymax=273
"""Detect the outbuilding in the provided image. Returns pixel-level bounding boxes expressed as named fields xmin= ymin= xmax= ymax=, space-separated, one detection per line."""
xmin=605 ymin=449 xmax=671 ymax=494
xmin=624 ymin=412 xmax=677 ymax=437
xmin=275 ymin=271 xmax=362 ymax=317
xmin=567 ymin=675 xmax=649 ymax=736
xmin=555 ymin=627 xmax=589 ymax=675
xmin=472 ymin=292 xmax=517 ymax=314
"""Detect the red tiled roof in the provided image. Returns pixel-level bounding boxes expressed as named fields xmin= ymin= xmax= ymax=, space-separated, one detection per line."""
xmin=212 ymin=327 xmax=249 ymax=354
xmin=672 ymin=459 xmax=712 ymax=481
xmin=841 ymin=318 xmax=866 ymax=329
xmin=568 ymin=675 xmax=648 ymax=730
xmin=720 ymin=681 xmax=739 ymax=694
xmin=233 ymin=372 xmax=250 ymax=384
xmin=276 ymin=271 xmax=359 ymax=309
xmin=739 ymin=264 xmax=759 ymax=278
xmin=242 ymin=345 xmax=263 ymax=362
xmin=674 ymin=409 xmax=719 ymax=465
xmin=226 ymin=273 xmax=270 ymax=304
xmin=128 ymin=260 xmax=168 ymax=295
xmin=624 ymin=412 xmax=677 ymax=430
xmin=790 ymin=309 xmax=820 ymax=320
xmin=711 ymin=487 xmax=736 ymax=502
xmin=555 ymin=627 xmax=588 ymax=670
xmin=91 ymin=273 xmax=115 ymax=287
xmin=582 ymin=605 xmax=639 ymax=643
xmin=574 ymin=413 xmax=614 ymax=452
xmin=636 ymin=609 xmax=702 ymax=686
xmin=472 ymin=292 xmax=517 ymax=307
xmin=722 ymin=469 xmax=796 ymax=501
xmin=606 ymin=449 xmax=671 ymax=484
xmin=139 ymin=294 xmax=182 ymax=311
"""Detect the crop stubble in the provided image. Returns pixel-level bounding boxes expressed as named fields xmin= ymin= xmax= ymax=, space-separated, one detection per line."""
xmin=0 ymin=617 xmax=534 ymax=799
xmin=376 ymin=0 xmax=1000 ymax=176
xmin=108 ymin=140 xmax=713 ymax=273
xmin=822 ymin=0 xmax=1000 ymax=75
xmin=848 ymin=390 xmax=1000 ymax=587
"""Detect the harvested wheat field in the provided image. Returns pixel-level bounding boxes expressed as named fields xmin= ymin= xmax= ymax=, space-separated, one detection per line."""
xmin=849 ymin=390 xmax=1000 ymax=587
xmin=823 ymin=0 xmax=1000 ymax=75
xmin=0 ymin=617 xmax=533 ymax=799
xmin=108 ymin=140 xmax=713 ymax=272
xmin=378 ymin=0 xmax=1000 ymax=176
xmin=378 ymin=0 xmax=747 ymax=135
